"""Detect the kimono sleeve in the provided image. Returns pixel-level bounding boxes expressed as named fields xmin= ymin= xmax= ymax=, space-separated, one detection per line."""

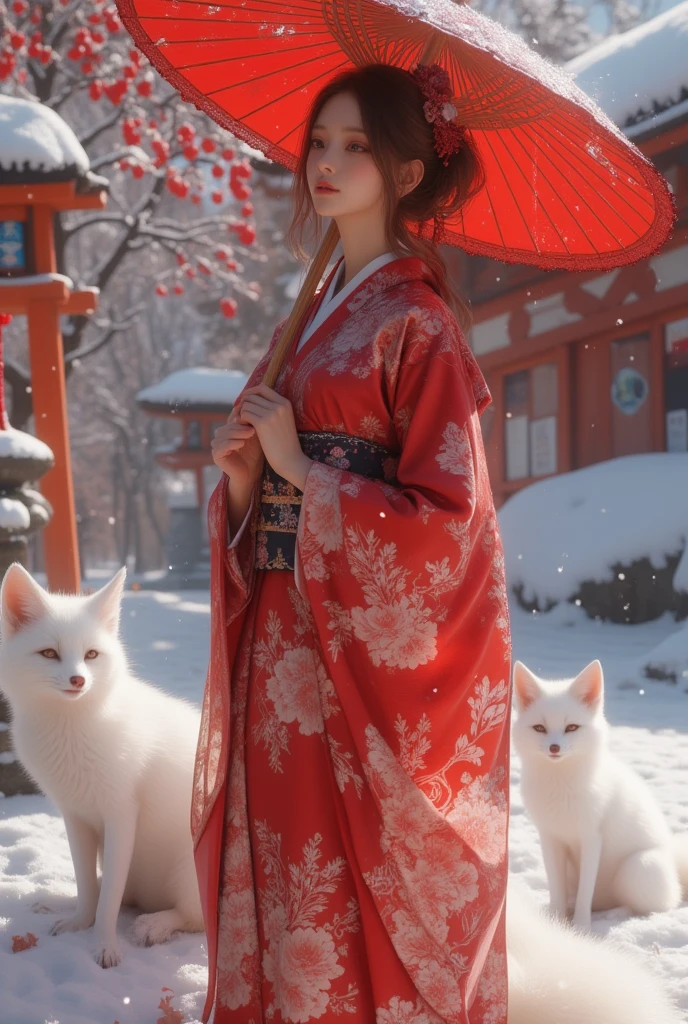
xmin=208 ymin=318 xmax=288 ymax=606
xmin=295 ymin=308 xmax=497 ymax=682
xmin=193 ymin=318 xmax=285 ymax=846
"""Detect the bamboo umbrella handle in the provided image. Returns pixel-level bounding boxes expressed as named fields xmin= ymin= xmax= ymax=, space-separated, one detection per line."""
xmin=262 ymin=221 xmax=340 ymax=388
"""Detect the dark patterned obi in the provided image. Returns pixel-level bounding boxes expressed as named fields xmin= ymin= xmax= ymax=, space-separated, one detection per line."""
xmin=255 ymin=431 xmax=398 ymax=571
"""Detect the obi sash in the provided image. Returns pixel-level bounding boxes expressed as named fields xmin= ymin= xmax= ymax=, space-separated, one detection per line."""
xmin=255 ymin=431 xmax=398 ymax=571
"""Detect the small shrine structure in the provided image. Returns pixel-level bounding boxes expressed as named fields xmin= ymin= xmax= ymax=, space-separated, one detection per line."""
xmin=0 ymin=95 xmax=108 ymax=591
xmin=136 ymin=367 xmax=247 ymax=584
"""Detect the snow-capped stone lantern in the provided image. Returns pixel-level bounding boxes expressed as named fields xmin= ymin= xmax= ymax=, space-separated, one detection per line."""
xmin=0 ymin=95 xmax=108 ymax=593
xmin=136 ymin=368 xmax=248 ymax=587
xmin=0 ymin=312 xmax=53 ymax=797
xmin=0 ymin=314 xmax=53 ymax=565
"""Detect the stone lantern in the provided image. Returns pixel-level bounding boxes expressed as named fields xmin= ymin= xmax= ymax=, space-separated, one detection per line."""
xmin=0 ymin=312 xmax=54 ymax=796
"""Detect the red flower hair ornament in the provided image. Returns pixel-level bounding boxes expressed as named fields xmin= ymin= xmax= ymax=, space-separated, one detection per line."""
xmin=411 ymin=62 xmax=467 ymax=166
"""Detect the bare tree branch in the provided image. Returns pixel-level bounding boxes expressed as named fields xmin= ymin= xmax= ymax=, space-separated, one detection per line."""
xmin=62 ymin=213 xmax=135 ymax=238
xmin=65 ymin=304 xmax=147 ymax=364
xmin=78 ymin=108 xmax=123 ymax=149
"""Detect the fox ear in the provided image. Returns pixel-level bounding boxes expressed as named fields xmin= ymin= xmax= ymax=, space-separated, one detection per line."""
xmin=88 ymin=567 xmax=126 ymax=634
xmin=570 ymin=660 xmax=604 ymax=708
xmin=513 ymin=661 xmax=543 ymax=711
xmin=1 ymin=563 xmax=49 ymax=636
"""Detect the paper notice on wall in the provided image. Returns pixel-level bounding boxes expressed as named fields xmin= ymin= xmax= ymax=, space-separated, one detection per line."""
xmin=506 ymin=415 xmax=529 ymax=480
xmin=530 ymin=416 xmax=558 ymax=477
xmin=666 ymin=408 xmax=688 ymax=453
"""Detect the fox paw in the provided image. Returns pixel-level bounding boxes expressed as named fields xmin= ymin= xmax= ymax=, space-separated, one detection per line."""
xmin=31 ymin=902 xmax=54 ymax=915
xmin=50 ymin=914 xmax=95 ymax=936
xmin=94 ymin=942 xmax=121 ymax=969
xmin=131 ymin=910 xmax=182 ymax=947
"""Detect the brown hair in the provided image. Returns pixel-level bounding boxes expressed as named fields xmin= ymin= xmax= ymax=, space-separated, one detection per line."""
xmin=286 ymin=62 xmax=485 ymax=333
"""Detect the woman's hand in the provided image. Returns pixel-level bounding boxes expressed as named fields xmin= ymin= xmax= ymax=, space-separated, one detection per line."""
xmin=239 ymin=384 xmax=312 ymax=491
xmin=210 ymin=411 xmax=263 ymax=491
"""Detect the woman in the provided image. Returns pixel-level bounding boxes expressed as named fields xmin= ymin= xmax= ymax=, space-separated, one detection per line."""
xmin=194 ymin=62 xmax=511 ymax=1024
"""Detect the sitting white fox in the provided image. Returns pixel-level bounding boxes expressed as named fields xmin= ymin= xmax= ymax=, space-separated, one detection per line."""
xmin=512 ymin=659 xmax=688 ymax=930
xmin=0 ymin=564 xmax=204 ymax=968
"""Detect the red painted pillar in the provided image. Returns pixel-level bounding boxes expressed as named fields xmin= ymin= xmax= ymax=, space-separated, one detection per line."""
xmin=26 ymin=299 xmax=81 ymax=593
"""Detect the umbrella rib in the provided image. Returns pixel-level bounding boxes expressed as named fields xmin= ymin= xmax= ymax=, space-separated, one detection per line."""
xmin=212 ymin=56 xmax=351 ymax=116
xmin=154 ymin=0 xmax=321 ymax=14
xmin=173 ymin=39 xmax=335 ymax=70
xmin=532 ymin=121 xmax=654 ymax=232
xmin=204 ymin=48 xmax=344 ymax=97
xmin=546 ymin=114 xmax=654 ymax=218
xmin=548 ymin=110 xmax=643 ymax=185
xmin=478 ymin=131 xmax=539 ymax=253
xmin=141 ymin=19 xmax=327 ymax=32
xmin=482 ymin=181 xmax=507 ymax=250
xmin=273 ymin=115 xmax=308 ymax=149
xmin=505 ymin=127 xmax=608 ymax=255
xmin=543 ymin=116 xmax=655 ymax=220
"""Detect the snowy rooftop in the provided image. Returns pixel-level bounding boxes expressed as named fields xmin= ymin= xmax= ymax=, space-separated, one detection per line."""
xmin=0 ymin=95 xmax=90 ymax=182
xmin=568 ymin=0 xmax=688 ymax=131
xmin=136 ymin=367 xmax=248 ymax=412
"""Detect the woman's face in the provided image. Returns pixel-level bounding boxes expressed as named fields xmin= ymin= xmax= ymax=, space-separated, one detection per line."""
xmin=306 ymin=92 xmax=385 ymax=221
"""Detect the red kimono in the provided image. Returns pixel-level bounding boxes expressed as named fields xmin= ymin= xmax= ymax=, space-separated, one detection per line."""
xmin=192 ymin=256 xmax=512 ymax=1024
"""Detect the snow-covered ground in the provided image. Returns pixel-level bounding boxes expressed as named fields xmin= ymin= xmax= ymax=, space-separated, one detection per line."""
xmin=0 ymin=588 xmax=686 ymax=1023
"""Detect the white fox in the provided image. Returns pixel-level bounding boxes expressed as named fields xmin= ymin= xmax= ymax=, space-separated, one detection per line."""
xmin=506 ymin=875 xmax=684 ymax=1024
xmin=512 ymin=659 xmax=688 ymax=931
xmin=0 ymin=563 xmax=204 ymax=968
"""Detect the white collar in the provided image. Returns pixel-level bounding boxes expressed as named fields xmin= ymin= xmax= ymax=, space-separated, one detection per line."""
xmin=297 ymin=251 xmax=399 ymax=352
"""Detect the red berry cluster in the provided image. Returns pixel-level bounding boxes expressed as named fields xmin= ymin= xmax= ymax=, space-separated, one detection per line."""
xmin=1 ymin=0 xmax=258 ymax=321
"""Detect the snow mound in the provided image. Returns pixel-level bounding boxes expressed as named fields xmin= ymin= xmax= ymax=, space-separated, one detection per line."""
xmin=0 ymin=96 xmax=89 ymax=175
xmin=499 ymin=454 xmax=688 ymax=608
xmin=567 ymin=1 xmax=688 ymax=128
xmin=0 ymin=429 xmax=53 ymax=462
xmin=0 ymin=498 xmax=30 ymax=531
xmin=137 ymin=368 xmax=248 ymax=409
xmin=640 ymin=620 xmax=688 ymax=686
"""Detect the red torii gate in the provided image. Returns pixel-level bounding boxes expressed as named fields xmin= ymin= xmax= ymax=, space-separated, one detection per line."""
xmin=0 ymin=180 xmax=106 ymax=592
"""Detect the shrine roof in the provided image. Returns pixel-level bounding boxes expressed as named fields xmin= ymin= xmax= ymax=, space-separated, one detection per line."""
xmin=0 ymin=95 xmax=104 ymax=190
xmin=568 ymin=0 xmax=688 ymax=133
xmin=136 ymin=367 xmax=249 ymax=414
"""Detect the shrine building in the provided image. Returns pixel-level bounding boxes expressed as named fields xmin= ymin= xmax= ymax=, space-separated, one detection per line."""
xmin=453 ymin=2 xmax=688 ymax=508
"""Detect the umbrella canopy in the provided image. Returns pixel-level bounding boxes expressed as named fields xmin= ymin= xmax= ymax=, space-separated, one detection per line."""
xmin=116 ymin=0 xmax=675 ymax=271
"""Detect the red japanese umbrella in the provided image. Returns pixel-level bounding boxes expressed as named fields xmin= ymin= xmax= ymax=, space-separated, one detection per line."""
xmin=116 ymin=0 xmax=675 ymax=378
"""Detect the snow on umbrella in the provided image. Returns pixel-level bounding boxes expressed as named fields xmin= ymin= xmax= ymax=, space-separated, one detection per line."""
xmin=116 ymin=0 xmax=674 ymax=272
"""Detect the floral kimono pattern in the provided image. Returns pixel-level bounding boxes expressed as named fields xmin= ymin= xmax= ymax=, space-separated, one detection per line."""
xmin=193 ymin=257 xmax=511 ymax=1024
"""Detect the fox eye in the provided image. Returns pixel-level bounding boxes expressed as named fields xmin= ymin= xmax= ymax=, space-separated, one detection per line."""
xmin=532 ymin=724 xmax=547 ymax=733
xmin=85 ymin=649 xmax=99 ymax=660
xmin=39 ymin=648 xmax=59 ymax=660
xmin=565 ymin=724 xmax=580 ymax=733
